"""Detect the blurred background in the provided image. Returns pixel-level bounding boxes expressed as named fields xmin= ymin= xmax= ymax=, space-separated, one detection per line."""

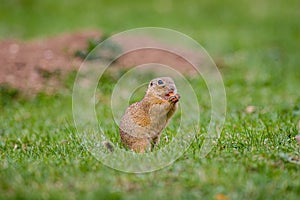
xmin=1 ymin=0 xmax=299 ymax=55
xmin=1 ymin=0 xmax=299 ymax=103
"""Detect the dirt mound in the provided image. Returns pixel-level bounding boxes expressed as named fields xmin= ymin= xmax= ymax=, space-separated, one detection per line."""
xmin=0 ymin=30 xmax=101 ymax=94
xmin=0 ymin=30 xmax=205 ymax=95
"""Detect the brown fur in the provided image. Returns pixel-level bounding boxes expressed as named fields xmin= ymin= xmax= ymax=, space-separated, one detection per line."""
xmin=119 ymin=77 xmax=180 ymax=153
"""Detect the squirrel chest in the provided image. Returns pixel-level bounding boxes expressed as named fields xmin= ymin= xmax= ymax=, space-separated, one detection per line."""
xmin=147 ymin=100 xmax=172 ymax=137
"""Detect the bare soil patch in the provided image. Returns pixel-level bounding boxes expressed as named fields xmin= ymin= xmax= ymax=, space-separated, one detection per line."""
xmin=0 ymin=30 xmax=202 ymax=95
xmin=0 ymin=30 xmax=101 ymax=94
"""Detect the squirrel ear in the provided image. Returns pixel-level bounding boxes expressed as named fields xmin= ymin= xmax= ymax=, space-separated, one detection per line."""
xmin=150 ymin=82 xmax=153 ymax=87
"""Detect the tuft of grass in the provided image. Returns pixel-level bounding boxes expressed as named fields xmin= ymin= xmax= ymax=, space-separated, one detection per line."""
xmin=0 ymin=84 xmax=20 ymax=106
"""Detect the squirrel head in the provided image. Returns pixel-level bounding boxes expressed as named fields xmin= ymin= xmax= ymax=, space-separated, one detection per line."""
xmin=146 ymin=77 xmax=177 ymax=100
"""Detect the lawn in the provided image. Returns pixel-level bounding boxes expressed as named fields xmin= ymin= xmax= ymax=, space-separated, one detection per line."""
xmin=1 ymin=0 xmax=300 ymax=199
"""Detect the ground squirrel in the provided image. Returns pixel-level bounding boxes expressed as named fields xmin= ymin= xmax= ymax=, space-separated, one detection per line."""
xmin=119 ymin=77 xmax=180 ymax=153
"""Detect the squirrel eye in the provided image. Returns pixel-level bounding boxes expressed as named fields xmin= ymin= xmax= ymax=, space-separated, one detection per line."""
xmin=157 ymin=80 xmax=164 ymax=85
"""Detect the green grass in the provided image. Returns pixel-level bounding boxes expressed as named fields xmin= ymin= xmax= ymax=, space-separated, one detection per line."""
xmin=1 ymin=0 xmax=300 ymax=199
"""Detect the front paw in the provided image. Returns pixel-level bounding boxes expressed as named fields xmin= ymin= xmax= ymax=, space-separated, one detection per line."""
xmin=169 ymin=93 xmax=180 ymax=103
